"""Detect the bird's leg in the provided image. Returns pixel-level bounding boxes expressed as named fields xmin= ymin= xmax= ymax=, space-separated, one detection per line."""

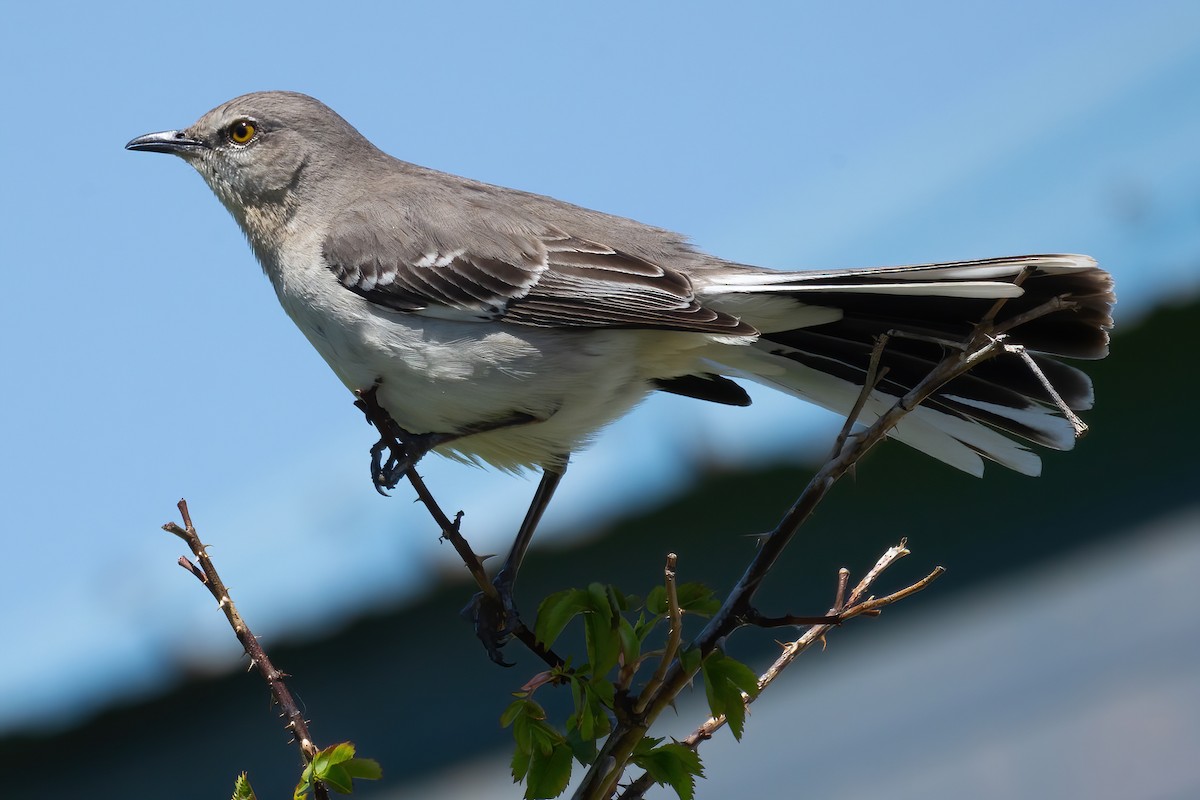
xmin=463 ymin=462 xmax=567 ymax=665
xmin=354 ymin=383 xmax=536 ymax=495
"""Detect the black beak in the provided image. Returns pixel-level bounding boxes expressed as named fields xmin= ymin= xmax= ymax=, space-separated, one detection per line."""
xmin=125 ymin=130 xmax=207 ymax=155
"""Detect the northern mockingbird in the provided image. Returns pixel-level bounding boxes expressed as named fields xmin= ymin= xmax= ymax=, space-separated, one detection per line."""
xmin=127 ymin=91 xmax=1113 ymax=658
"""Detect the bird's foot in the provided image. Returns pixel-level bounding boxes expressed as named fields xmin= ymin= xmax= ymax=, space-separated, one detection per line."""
xmin=354 ymin=384 xmax=454 ymax=495
xmin=461 ymin=571 xmax=521 ymax=667
xmin=355 ymin=386 xmax=540 ymax=495
xmin=367 ymin=431 xmax=452 ymax=494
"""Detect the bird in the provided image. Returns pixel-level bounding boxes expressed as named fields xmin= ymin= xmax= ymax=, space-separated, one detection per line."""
xmin=127 ymin=91 xmax=1114 ymax=660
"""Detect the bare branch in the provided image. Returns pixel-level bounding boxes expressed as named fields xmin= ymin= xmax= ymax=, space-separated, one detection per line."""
xmin=978 ymin=264 xmax=1034 ymax=328
xmin=841 ymin=566 xmax=946 ymax=621
xmin=618 ymin=545 xmax=942 ymax=799
xmin=163 ymin=500 xmax=330 ymax=800
xmin=403 ymin=467 xmax=494 ymax=594
xmin=992 ymin=294 xmax=1075 ymax=336
xmin=403 ymin=467 xmax=565 ymax=668
xmin=833 ymin=567 xmax=850 ymax=613
xmin=830 ymin=333 xmax=891 ymax=459
xmin=634 ymin=554 xmax=682 ymax=716
xmin=357 ymin=384 xmax=565 ymax=669
xmin=576 ymin=277 xmax=1068 ymax=800
xmin=1009 ymin=344 xmax=1088 ymax=437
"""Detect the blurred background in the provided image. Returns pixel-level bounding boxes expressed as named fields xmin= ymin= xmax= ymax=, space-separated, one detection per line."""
xmin=2 ymin=2 xmax=1197 ymax=798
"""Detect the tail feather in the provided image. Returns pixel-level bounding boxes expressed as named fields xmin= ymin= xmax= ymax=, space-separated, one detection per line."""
xmin=713 ymin=350 xmax=1044 ymax=476
xmin=760 ymin=332 xmax=1080 ymax=450
xmin=707 ymin=254 xmax=1115 ymax=476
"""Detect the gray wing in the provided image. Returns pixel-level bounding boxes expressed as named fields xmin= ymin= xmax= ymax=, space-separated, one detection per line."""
xmin=322 ymin=204 xmax=755 ymax=336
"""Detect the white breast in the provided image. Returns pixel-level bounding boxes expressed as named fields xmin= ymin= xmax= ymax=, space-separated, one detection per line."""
xmin=263 ymin=226 xmax=716 ymax=470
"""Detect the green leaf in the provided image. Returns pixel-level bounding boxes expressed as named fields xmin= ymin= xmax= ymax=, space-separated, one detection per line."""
xmin=632 ymin=740 xmax=705 ymax=800
xmin=605 ymin=584 xmax=628 ymax=612
xmin=505 ymin=693 xmax=560 ymax=726
xmin=679 ymin=646 xmax=703 ymax=677
xmin=295 ymin=742 xmax=382 ymax=797
xmin=645 ymin=585 xmax=667 ymax=616
xmin=675 ymin=583 xmax=720 ymax=617
xmin=633 ymin=736 xmax=664 ymax=753
xmin=501 ymin=698 xmax=530 ymax=727
xmin=587 ymin=677 xmax=615 ymax=709
xmin=319 ymin=764 xmax=354 ymax=794
xmin=587 ymin=582 xmax=611 ymax=610
xmin=312 ymin=742 xmax=354 ymax=775
xmin=617 ymin=616 xmax=641 ymax=664
xmin=700 ymin=651 xmax=761 ymax=740
xmin=582 ymin=588 xmax=621 ymax=676
xmin=506 ymin=697 xmax=571 ymax=795
xmin=646 ymin=582 xmax=718 ymax=620
xmin=568 ymin=676 xmax=584 ymax=724
xmin=232 ymin=772 xmax=256 ymax=800
xmin=341 ymin=758 xmax=383 ymax=781
xmin=534 ymin=588 xmax=591 ymax=648
xmin=633 ymin=611 xmax=657 ymax=644
xmin=568 ymin=678 xmax=613 ymax=741
xmin=511 ymin=746 xmax=532 ymax=783
xmin=294 ymin=764 xmax=314 ymax=800
xmin=513 ymin=717 xmax=535 ymax=755
xmin=525 ymin=739 xmax=573 ymax=799
xmin=565 ymin=726 xmax=599 ymax=766
xmin=528 ymin=721 xmax=558 ymax=756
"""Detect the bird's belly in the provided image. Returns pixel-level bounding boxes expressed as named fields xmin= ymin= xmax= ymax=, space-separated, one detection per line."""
xmin=283 ymin=293 xmax=665 ymax=469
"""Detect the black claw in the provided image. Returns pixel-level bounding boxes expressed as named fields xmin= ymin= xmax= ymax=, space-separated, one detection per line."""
xmin=462 ymin=578 xmax=522 ymax=667
xmin=357 ymin=386 xmax=450 ymax=495
xmin=369 ymin=439 xmax=392 ymax=496
xmin=369 ymin=430 xmax=456 ymax=495
xmin=355 ymin=386 xmax=541 ymax=497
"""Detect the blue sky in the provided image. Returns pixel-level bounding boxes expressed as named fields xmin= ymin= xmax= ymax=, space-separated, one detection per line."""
xmin=2 ymin=2 xmax=1198 ymax=733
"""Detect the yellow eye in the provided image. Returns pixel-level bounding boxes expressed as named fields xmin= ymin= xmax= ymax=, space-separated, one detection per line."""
xmin=228 ymin=119 xmax=257 ymax=145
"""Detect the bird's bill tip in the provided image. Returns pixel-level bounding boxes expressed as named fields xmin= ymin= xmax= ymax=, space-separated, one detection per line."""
xmin=125 ymin=129 xmax=206 ymax=154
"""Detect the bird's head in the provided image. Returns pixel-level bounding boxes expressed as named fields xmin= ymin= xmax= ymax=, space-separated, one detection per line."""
xmin=126 ymin=91 xmax=376 ymax=247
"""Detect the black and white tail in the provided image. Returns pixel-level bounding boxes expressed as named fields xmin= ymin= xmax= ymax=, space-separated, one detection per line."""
xmin=705 ymin=255 xmax=1115 ymax=476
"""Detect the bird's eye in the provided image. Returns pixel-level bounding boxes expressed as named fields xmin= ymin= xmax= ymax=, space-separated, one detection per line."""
xmin=227 ymin=119 xmax=258 ymax=145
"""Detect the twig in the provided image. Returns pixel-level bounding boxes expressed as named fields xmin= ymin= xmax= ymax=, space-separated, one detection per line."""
xmin=404 ymin=467 xmax=565 ymax=669
xmin=403 ymin=468 xmax=494 ymax=595
xmin=573 ymin=285 xmax=1078 ymax=800
xmin=634 ymin=554 xmax=682 ymax=716
xmin=830 ymin=333 xmax=891 ymax=459
xmin=354 ymin=386 xmax=564 ymax=669
xmin=163 ymin=500 xmax=330 ymax=800
xmin=832 ymin=567 xmax=849 ymax=612
xmin=1009 ymin=345 xmax=1088 ymax=436
xmin=841 ymin=565 xmax=946 ymax=621
xmin=979 ymin=265 xmax=1034 ymax=328
xmin=619 ymin=544 xmax=942 ymax=800
xmin=755 ymin=543 xmax=931 ymax=689
xmin=992 ymin=295 xmax=1074 ymax=336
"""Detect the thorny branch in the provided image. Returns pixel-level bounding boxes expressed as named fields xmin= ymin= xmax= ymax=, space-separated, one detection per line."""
xmin=633 ymin=554 xmax=683 ymax=716
xmin=352 ymin=384 xmax=565 ymax=668
xmin=157 ymin=270 xmax=1089 ymax=799
xmin=619 ymin=543 xmax=943 ymax=799
xmin=163 ymin=500 xmax=331 ymax=800
xmin=404 ymin=467 xmax=565 ymax=669
xmin=570 ymin=281 xmax=1079 ymax=799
